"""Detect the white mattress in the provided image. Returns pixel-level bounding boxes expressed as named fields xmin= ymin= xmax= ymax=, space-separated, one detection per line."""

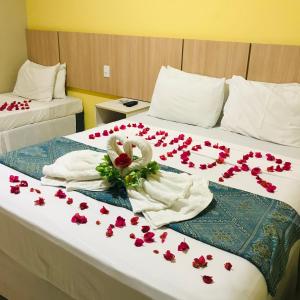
xmin=0 ymin=93 xmax=82 ymax=131
xmin=0 ymin=115 xmax=77 ymax=154
xmin=0 ymin=114 xmax=299 ymax=300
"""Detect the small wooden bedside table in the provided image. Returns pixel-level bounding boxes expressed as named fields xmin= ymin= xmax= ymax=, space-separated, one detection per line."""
xmin=95 ymin=99 xmax=150 ymax=125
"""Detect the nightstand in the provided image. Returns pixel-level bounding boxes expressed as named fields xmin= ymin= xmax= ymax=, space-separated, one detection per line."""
xmin=95 ymin=99 xmax=150 ymax=125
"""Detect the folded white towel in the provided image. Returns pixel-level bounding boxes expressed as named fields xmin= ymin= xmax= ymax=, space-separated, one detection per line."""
xmin=127 ymin=170 xmax=213 ymax=228
xmin=41 ymin=150 xmax=109 ymax=191
xmin=41 ymin=135 xmax=213 ymax=228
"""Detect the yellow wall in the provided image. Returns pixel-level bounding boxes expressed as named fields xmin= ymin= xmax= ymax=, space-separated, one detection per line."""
xmin=0 ymin=0 xmax=27 ymax=92
xmin=26 ymin=0 xmax=300 ymax=128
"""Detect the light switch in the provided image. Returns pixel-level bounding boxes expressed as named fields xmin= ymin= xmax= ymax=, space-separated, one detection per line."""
xmin=103 ymin=65 xmax=110 ymax=78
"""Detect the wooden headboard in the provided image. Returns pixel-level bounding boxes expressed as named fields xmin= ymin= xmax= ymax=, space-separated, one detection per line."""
xmin=182 ymin=40 xmax=250 ymax=78
xmin=26 ymin=30 xmax=60 ymax=66
xmin=58 ymin=32 xmax=183 ymax=101
xmin=26 ymin=29 xmax=300 ymax=101
xmin=247 ymin=44 xmax=300 ymax=83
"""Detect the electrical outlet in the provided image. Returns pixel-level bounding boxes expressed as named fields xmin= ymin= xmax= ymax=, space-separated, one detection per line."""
xmin=103 ymin=65 xmax=110 ymax=78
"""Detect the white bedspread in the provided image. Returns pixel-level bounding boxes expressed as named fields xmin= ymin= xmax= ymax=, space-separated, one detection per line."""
xmin=0 ymin=113 xmax=299 ymax=300
xmin=0 ymin=93 xmax=82 ymax=131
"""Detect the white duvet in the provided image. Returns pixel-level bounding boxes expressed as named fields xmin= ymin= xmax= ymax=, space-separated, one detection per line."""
xmin=0 ymin=114 xmax=299 ymax=300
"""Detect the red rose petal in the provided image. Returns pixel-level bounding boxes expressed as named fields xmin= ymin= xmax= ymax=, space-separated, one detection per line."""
xmin=79 ymin=202 xmax=89 ymax=210
xmin=55 ymin=189 xmax=67 ymax=199
xmin=202 ymin=275 xmax=214 ymax=284
xmin=134 ymin=238 xmax=144 ymax=247
xmin=115 ymin=216 xmax=126 ymax=228
xmin=100 ymin=206 xmax=109 ymax=214
xmin=34 ymin=197 xmax=45 ymax=206
xmin=144 ymin=232 xmax=155 ymax=243
xmin=224 ymin=262 xmax=233 ymax=271
xmin=130 ymin=216 xmax=139 ymax=225
xmin=106 ymin=227 xmax=113 ymax=237
xmin=178 ymin=241 xmax=190 ymax=252
xmin=66 ymin=198 xmax=73 ymax=205
xmin=141 ymin=225 xmax=150 ymax=233
xmin=160 ymin=231 xmax=168 ymax=243
xmin=9 ymin=175 xmax=19 ymax=183
xmin=164 ymin=250 xmax=175 ymax=262
xmin=71 ymin=213 xmax=87 ymax=225
xmin=10 ymin=185 xmax=20 ymax=194
xmin=206 ymin=254 xmax=213 ymax=260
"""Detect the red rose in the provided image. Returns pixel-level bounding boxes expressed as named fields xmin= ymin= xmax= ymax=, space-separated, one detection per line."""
xmin=114 ymin=153 xmax=132 ymax=168
xmin=34 ymin=197 xmax=45 ymax=206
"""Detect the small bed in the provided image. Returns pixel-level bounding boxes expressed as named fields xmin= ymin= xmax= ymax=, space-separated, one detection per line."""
xmin=0 ymin=93 xmax=83 ymax=154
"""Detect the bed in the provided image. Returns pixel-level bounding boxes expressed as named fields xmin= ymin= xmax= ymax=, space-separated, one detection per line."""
xmin=0 ymin=111 xmax=299 ymax=300
xmin=0 ymin=93 xmax=83 ymax=154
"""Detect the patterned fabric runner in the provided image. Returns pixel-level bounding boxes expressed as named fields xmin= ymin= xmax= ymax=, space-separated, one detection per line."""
xmin=1 ymin=137 xmax=299 ymax=295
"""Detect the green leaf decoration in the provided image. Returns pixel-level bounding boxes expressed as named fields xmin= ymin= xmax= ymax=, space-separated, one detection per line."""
xmin=96 ymin=154 xmax=160 ymax=189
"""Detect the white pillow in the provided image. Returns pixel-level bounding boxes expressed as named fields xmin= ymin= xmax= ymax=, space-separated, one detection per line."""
xmin=148 ymin=66 xmax=225 ymax=127
xmin=221 ymin=76 xmax=300 ymax=147
xmin=13 ymin=60 xmax=59 ymax=102
xmin=54 ymin=63 xmax=66 ymax=99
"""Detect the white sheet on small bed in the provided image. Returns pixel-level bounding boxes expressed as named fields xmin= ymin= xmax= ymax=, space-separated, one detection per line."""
xmin=0 ymin=93 xmax=82 ymax=131
xmin=0 ymin=114 xmax=299 ymax=300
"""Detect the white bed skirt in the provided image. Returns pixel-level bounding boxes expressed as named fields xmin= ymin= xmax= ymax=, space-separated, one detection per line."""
xmin=0 ymin=115 xmax=76 ymax=154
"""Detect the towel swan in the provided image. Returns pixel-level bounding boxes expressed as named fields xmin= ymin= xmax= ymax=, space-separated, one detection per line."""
xmin=41 ymin=134 xmax=213 ymax=228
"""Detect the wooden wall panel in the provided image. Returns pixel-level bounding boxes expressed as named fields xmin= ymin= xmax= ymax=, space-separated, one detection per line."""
xmin=26 ymin=30 xmax=60 ymax=65
xmin=182 ymin=40 xmax=250 ymax=78
xmin=59 ymin=32 xmax=182 ymax=101
xmin=247 ymin=44 xmax=300 ymax=83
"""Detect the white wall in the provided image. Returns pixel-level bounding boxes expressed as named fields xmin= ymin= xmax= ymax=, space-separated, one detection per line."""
xmin=0 ymin=0 xmax=27 ymax=92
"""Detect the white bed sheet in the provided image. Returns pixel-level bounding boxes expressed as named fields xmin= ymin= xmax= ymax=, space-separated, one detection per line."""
xmin=0 ymin=114 xmax=299 ymax=300
xmin=0 ymin=93 xmax=82 ymax=131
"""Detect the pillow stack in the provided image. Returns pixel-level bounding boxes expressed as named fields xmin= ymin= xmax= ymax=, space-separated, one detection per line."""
xmin=13 ymin=60 xmax=66 ymax=102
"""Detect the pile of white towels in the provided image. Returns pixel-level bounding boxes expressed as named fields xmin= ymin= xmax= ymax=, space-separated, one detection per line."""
xmin=42 ymin=135 xmax=213 ymax=228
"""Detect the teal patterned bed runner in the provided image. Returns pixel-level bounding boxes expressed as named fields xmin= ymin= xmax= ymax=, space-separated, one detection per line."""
xmin=0 ymin=137 xmax=299 ymax=296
